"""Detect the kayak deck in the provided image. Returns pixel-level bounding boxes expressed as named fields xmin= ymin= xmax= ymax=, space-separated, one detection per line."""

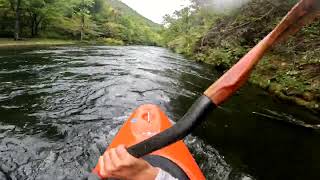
xmin=93 ymin=104 xmax=205 ymax=180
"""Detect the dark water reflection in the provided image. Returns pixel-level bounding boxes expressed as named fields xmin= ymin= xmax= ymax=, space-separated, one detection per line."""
xmin=0 ymin=46 xmax=319 ymax=180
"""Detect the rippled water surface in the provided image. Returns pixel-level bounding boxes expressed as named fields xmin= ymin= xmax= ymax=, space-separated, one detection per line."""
xmin=0 ymin=46 xmax=319 ymax=180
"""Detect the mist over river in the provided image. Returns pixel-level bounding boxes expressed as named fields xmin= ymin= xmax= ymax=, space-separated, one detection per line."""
xmin=0 ymin=46 xmax=319 ymax=180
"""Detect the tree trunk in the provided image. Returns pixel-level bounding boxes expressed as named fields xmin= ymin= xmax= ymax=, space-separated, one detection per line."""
xmin=31 ymin=14 xmax=40 ymax=37
xmin=35 ymin=20 xmax=39 ymax=36
xmin=31 ymin=23 xmax=34 ymax=37
xmin=35 ymin=19 xmax=40 ymax=36
xmin=14 ymin=0 xmax=21 ymax=40
xmin=80 ymin=14 xmax=85 ymax=41
xmin=31 ymin=14 xmax=35 ymax=37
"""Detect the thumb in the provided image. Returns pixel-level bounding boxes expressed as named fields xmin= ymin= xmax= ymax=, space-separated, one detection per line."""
xmin=98 ymin=156 xmax=108 ymax=178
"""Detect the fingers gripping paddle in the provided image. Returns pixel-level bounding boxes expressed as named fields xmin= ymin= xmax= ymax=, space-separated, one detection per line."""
xmin=124 ymin=0 xmax=319 ymax=159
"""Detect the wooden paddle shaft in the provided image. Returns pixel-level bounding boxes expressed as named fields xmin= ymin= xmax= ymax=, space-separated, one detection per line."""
xmin=204 ymin=0 xmax=318 ymax=105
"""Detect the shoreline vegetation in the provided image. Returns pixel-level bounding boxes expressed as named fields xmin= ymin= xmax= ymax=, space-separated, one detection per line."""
xmin=0 ymin=38 xmax=75 ymax=48
xmin=250 ymin=54 xmax=320 ymax=113
xmin=162 ymin=0 xmax=320 ymax=114
xmin=0 ymin=38 xmax=131 ymax=48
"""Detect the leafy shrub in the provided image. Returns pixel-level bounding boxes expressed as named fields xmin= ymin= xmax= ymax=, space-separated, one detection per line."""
xmin=100 ymin=38 xmax=124 ymax=45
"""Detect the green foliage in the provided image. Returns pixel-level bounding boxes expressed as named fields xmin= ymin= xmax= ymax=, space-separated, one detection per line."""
xmin=99 ymin=37 xmax=124 ymax=46
xmin=204 ymin=48 xmax=234 ymax=67
xmin=0 ymin=38 xmax=75 ymax=47
xmin=0 ymin=0 xmax=9 ymax=7
xmin=162 ymin=2 xmax=218 ymax=56
xmin=0 ymin=0 xmax=162 ymax=45
xmin=105 ymin=0 xmax=161 ymax=31
xmin=163 ymin=0 xmax=320 ymax=108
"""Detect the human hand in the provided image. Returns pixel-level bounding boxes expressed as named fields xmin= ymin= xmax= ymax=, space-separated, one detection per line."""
xmin=98 ymin=145 xmax=159 ymax=180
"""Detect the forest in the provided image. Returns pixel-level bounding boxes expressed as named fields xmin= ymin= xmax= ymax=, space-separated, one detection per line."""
xmin=0 ymin=0 xmax=162 ymax=45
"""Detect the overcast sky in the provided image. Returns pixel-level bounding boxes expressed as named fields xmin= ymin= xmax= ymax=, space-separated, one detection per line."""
xmin=120 ymin=0 xmax=191 ymax=24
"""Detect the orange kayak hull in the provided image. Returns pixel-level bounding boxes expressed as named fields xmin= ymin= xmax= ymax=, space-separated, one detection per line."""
xmin=93 ymin=104 xmax=205 ymax=180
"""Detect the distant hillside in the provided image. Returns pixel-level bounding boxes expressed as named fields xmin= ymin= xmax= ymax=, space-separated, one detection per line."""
xmin=106 ymin=0 xmax=162 ymax=30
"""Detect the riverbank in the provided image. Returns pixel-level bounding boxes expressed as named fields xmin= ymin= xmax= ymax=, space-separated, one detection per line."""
xmin=190 ymin=50 xmax=320 ymax=113
xmin=250 ymin=53 xmax=319 ymax=113
xmin=167 ymin=47 xmax=320 ymax=113
xmin=193 ymin=49 xmax=320 ymax=113
xmin=0 ymin=38 xmax=159 ymax=48
xmin=0 ymin=38 xmax=77 ymax=48
xmin=162 ymin=0 xmax=320 ymax=114
xmin=169 ymin=46 xmax=320 ymax=113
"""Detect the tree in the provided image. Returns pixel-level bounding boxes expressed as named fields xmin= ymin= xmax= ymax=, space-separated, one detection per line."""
xmin=0 ymin=0 xmax=8 ymax=7
xmin=162 ymin=0 xmax=218 ymax=55
xmin=25 ymin=0 xmax=46 ymax=37
xmin=73 ymin=0 xmax=94 ymax=41
xmin=13 ymin=0 xmax=22 ymax=40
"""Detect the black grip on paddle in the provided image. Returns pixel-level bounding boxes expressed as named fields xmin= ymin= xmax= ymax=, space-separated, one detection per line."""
xmin=127 ymin=95 xmax=215 ymax=158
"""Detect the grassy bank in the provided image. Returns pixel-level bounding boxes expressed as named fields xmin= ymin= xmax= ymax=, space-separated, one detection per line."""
xmin=250 ymin=53 xmax=320 ymax=112
xmin=0 ymin=37 xmax=159 ymax=48
xmin=0 ymin=38 xmax=76 ymax=48
xmin=192 ymin=45 xmax=320 ymax=113
xmin=191 ymin=50 xmax=320 ymax=113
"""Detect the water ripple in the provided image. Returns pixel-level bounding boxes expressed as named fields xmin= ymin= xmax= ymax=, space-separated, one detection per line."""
xmin=0 ymin=46 xmax=248 ymax=179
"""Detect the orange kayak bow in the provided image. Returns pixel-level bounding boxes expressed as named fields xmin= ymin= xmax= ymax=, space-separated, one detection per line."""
xmin=92 ymin=0 xmax=319 ymax=179
xmin=93 ymin=104 xmax=205 ymax=179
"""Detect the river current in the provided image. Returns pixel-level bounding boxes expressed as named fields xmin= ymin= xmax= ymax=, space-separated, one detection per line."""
xmin=0 ymin=46 xmax=319 ymax=180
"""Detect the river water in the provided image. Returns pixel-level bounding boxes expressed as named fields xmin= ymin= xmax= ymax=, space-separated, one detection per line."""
xmin=0 ymin=46 xmax=319 ymax=180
